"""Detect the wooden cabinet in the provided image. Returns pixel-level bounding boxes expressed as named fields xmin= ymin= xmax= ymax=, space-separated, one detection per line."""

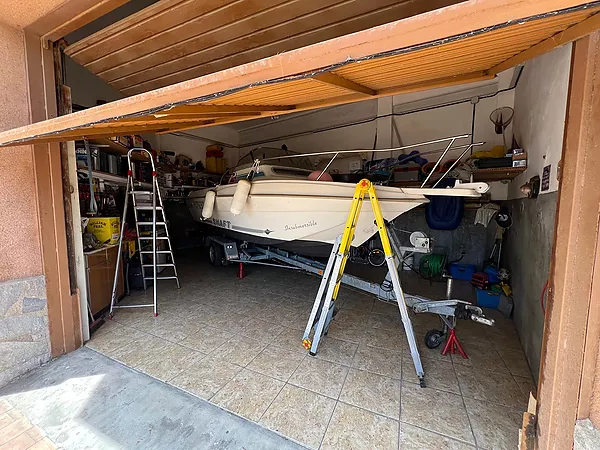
xmin=85 ymin=244 xmax=124 ymax=316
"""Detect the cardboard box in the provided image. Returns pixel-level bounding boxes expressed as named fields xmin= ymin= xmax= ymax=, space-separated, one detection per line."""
xmin=86 ymin=217 xmax=121 ymax=245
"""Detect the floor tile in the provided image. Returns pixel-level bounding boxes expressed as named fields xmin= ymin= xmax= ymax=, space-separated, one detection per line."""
xmin=451 ymin=341 xmax=510 ymax=373
xmin=497 ymin=348 xmax=533 ymax=378
xmin=0 ymin=431 xmax=36 ymax=450
xmin=327 ymin=323 xmax=365 ymax=343
xmin=86 ymin=321 xmax=147 ymax=355
xmin=109 ymin=334 xmax=171 ymax=368
xmin=399 ymin=422 xmax=476 ymax=449
xmin=179 ymin=325 xmax=233 ymax=353
xmin=272 ymin=327 xmax=308 ymax=354
xmin=134 ymin=315 xmax=203 ymax=343
xmin=454 ymin=364 xmax=527 ymax=410
xmin=135 ymin=343 xmax=206 ymax=381
xmin=402 ymin=355 xmax=460 ymax=394
xmin=211 ymin=369 xmax=285 ymax=421
xmin=514 ymin=375 xmax=537 ymax=397
xmin=464 ymin=397 xmax=523 ymax=450
xmin=315 ymin=337 xmax=358 ymax=366
xmin=0 ymin=412 xmax=13 ymax=429
xmin=210 ymin=334 xmax=267 ymax=366
xmin=352 ymin=345 xmax=402 ymax=379
xmin=260 ymin=384 xmax=336 ymax=449
xmin=361 ymin=327 xmax=404 ymax=352
xmin=169 ymin=356 xmax=242 ymax=400
xmin=239 ymin=318 xmax=286 ymax=343
xmin=247 ymin=345 xmax=305 ymax=381
xmin=401 ymin=382 xmax=474 ymax=444
xmin=289 ymin=356 xmax=349 ymax=399
xmin=340 ymin=368 xmax=400 ymax=419
xmin=321 ymin=402 xmax=398 ymax=450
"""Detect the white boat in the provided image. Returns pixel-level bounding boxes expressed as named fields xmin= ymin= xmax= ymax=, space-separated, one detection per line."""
xmin=187 ymin=137 xmax=489 ymax=256
xmin=187 ymin=179 xmax=487 ymax=256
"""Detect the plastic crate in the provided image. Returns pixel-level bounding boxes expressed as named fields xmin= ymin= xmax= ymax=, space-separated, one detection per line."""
xmin=448 ymin=263 xmax=477 ymax=281
xmin=476 ymin=289 xmax=501 ymax=309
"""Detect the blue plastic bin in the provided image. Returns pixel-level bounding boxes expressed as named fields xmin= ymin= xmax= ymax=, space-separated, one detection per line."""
xmin=476 ymin=289 xmax=501 ymax=309
xmin=448 ymin=263 xmax=477 ymax=281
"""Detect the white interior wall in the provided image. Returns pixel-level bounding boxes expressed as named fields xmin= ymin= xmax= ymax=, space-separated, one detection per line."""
xmin=509 ymin=43 xmax=572 ymax=199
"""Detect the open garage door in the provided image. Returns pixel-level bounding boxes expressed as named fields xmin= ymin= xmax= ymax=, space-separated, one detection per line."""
xmin=0 ymin=0 xmax=599 ymax=147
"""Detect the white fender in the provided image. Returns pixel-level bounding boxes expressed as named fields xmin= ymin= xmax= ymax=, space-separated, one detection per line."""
xmin=230 ymin=179 xmax=251 ymax=215
xmin=202 ymin=190 xmax=216 ymax=219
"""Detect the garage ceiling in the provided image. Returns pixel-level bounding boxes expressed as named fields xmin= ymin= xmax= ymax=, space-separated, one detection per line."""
xmin=65 ymin=0 xmax=467 ymax=96
xmin=1 ymin=0 xmax=599 ymax=147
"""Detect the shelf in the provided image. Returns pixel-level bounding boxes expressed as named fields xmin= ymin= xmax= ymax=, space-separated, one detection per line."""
xmin=80 ymin=138 xmax=149 ymax=162
xmin=472 ymin=167 xmax=526 ymax=182
xmin=79 ymin=169 xmax=152 ymax=189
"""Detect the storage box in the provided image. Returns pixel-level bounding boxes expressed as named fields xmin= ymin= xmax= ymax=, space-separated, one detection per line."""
xmin=476 ymin=289 xmax=501 ymax=309
xmin=448 ymin=263 xmax=477 ymax=281
xmin=86 ymin=217 xmax=121 ymax=245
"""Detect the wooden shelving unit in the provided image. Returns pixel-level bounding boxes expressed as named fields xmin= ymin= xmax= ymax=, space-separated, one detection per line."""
xmin=471 ymin=167 xmax=526 ymax=182
xmin=86 ymin=138 xmax=149 ymax=162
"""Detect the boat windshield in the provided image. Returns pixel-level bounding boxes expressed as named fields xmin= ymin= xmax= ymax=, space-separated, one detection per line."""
xmin=236 ymin=147 xmax=313 ymax=170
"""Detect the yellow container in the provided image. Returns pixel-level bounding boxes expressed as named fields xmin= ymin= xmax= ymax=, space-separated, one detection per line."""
xmin=206 ymin=156 xmax=217 ymax=173
xmin=218 ymin=158 xmax=227 ymax=174
xmin=86 ymin=217 xmax=121 ymax=245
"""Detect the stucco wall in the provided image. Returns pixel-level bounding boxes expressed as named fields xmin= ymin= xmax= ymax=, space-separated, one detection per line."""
xmin=0 ymin=22 xmax=49 ymax=387
xmin=508 ymin=44 xmax=572 ymax=199
xmin=501 ymin=45 xmax=571 ymax=383
xmin=0 ymin=21 xmax=42 ymax=281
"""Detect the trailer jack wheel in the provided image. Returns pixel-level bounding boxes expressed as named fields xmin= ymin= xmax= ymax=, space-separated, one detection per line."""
xmin=425 ymin=329 xmax=445 ymax=349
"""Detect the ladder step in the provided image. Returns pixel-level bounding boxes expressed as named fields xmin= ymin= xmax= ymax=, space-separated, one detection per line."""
xmin=135 ymin=206 xmax=163 ymax=210
xmin=138 ymin=237 xmax=169 ymax=240
xmin=142 ymin=263 xmax=176 ymax=268
xmin=140 ymin=250 xmax=173 ymax=254
xmin=144 ymin=276 xmax=179 ymax=280
xmin=137 ymin=222 xmax=167 ymax=226
xmin=131 ymin=191 xmax=153 ymax=195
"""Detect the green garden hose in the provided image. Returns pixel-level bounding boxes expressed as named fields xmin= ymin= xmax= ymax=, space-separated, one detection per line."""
xmin=419 ymin=253 xmax=447 ymax=279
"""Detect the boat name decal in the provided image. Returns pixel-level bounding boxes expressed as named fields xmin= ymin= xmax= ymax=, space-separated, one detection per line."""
xmin=284 ymin=220 xmax=317 ymax=231
xmin=209 ymin=218 xmax=231 ymax=229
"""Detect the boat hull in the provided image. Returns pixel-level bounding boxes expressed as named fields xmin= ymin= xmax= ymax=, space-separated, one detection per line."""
xmin=187 ymin=180 xmax=432 ymax=253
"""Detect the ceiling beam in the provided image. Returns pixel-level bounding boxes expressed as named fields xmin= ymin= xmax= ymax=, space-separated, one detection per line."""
xmin=487 ymin=11 xmax=600 ymax=75
xmin=160 ymin=104 xmax=296 ymax=114
xmin=26 ymin=0 xmax=129 ymax=44
xmin=312 ymin=73 xmax=377 ymax=96
xmin=116 ymin=112 xmax=264 ymax=124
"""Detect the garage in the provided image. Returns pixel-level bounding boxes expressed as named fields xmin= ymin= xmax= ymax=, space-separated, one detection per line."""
xmin=1 ymin=1 xmax=600 ymax=449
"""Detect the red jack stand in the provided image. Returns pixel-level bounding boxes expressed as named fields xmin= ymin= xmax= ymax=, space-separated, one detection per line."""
xmin=441 ymin=329 xmax=468 ymax=359
xmin=237 ymin=262 xmax=246 ymax=279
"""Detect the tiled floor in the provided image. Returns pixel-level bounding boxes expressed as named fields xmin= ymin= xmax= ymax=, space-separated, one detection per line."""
xmin=0 ymin=399 xmax=57 ymax=449
xmin=87 ymin=257 xmax=535 ymax=450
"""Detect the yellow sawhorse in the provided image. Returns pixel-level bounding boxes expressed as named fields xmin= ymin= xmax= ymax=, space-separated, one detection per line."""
xmin=302 ymin=179 xmax=426 ymax=387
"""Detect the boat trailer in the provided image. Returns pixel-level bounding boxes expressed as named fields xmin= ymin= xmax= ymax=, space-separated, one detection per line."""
xmin=205 ymin=231 xmax=494 ymax=352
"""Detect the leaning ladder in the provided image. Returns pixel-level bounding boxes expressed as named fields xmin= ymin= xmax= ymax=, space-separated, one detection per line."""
xmin=109 ymin=148 xmax=180 ymax=317
xmin=302 ymin=179 xmax=426 ymax=386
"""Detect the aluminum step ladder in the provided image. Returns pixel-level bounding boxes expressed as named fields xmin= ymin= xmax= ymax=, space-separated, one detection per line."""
xmin=109 ymin=148 xmax=180 ymax=317
xmin=302 ymin=179 xmax=426 ymax=387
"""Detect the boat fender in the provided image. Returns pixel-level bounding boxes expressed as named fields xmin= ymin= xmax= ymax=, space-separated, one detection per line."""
xmin=230 ymin=179 xmax=251 ymax=215
xmin=202 ymin=190 xmax=216 ymax=219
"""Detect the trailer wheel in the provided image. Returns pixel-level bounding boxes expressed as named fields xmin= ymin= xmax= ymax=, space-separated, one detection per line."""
xmin=209 ymin=242 xmax=224 ymax=266
xmin=425 ymin=329 xmax=445 ymax=349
